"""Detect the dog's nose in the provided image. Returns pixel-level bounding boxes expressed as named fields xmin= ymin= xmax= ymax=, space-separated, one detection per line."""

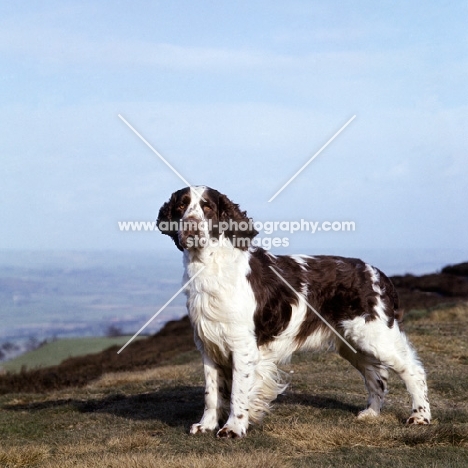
xmin=182 ymin=217 xmax=201 ymax=234
xmin=179 ymin=216 xmax=203 ymax=249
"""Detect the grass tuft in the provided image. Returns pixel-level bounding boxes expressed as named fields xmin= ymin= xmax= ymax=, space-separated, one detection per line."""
xmin=0 ymin=445 xmax=50 ymax=468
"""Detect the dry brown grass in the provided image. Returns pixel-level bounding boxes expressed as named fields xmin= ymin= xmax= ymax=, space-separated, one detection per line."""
xmin=1 ymin=303 xmax=467 ymax=467
xmin=88 ymin=361 xmax=203 ymax=389
xmin=39 ymin=451 xmax=291 ymax=468
xmin=427 ymin=303 xmax=468 ymax=322
xmin=0 ymin=445 xmax=51 ymax=468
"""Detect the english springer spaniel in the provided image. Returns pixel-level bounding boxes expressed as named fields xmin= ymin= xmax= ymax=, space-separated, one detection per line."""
xmin=157 ymin=186 xmax=431 ymax=438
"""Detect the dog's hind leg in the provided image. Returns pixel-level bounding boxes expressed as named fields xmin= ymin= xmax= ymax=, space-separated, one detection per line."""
xmin=385 ymin=330 xmax=431 ymax=425
xmin=338 ymin=346 xmax=389 ymax=418
xmin=341 ymin=319 xmax=430 ymax=424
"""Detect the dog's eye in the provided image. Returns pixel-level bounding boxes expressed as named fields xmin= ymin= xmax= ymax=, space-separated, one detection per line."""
xmin=177 ymin=203 xmax=186 ymax=210
xmin=203 ymin=205 xmax=213 ymax=212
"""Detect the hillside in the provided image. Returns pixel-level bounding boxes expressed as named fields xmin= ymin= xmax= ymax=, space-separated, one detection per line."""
xmin=0 ymin=317 xmax=195 ymax=394
xmin=0 ymin=302 xmax=467 ymax=467
xmin=392 ymin=261 xmax=468 ymax=311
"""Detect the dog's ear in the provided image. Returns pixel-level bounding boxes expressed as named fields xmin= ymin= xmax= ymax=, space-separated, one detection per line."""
xmin=157 ymin=192 xmax=183 ymax=251
xmin=218 ymin=193 xmax=258 ymax=250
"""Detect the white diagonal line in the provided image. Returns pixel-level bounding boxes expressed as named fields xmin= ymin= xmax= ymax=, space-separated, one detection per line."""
xmin=269 ymin=266 xmax=357 ymax=353
xmin=268 ymin=115 xmax=356 ymax=203
xmin=117 ymin=266 xmax=205 ymax=354
xmin=118 ymin=113 xmax=192 ymax=188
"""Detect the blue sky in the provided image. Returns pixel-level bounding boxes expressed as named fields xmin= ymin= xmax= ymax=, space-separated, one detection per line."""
xmin=1 ymin=1 xmax=467 ymax=259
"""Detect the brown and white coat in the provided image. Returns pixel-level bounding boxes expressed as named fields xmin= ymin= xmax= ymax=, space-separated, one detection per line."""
xmin=157 ymin=186 xmax=431 ymax=438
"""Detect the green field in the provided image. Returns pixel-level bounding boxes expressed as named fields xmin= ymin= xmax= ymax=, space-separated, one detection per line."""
xmin=1 ymin=336 xmax=143 ymax=373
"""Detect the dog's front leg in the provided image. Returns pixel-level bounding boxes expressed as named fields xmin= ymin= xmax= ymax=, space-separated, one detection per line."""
xmin=190 ymin=352 xmax=224 ymax=434
xmin=217 ymin=343 xmax=257 ymax=438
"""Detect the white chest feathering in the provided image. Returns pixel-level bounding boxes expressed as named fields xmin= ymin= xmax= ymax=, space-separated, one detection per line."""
xmin=182 ymin=246 xmax=256 ymax=358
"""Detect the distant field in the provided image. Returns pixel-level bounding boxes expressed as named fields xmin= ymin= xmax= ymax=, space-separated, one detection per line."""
xmin=1 ymin=336 xmax=144 ymax=373
xmin=0 ymin=250 xmax=186 ymax=343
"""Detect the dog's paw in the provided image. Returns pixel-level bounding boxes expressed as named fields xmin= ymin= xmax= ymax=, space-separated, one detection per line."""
xmin=190 ymin=423 xmax=216 ymax=435
xmin=406 ymin=407 xmax=431 ymax=425
xmin=406 ymin=414 xmax=431 ymax=425
xmin=190 ymin=409 xmax=220 ymax=435
xmin=357 ymin=408 xmax=379 ymax=420
xmin=216 ymin=423 xmax=247 ymax=439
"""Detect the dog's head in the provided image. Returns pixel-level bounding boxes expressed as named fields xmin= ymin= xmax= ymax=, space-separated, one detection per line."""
xmin=157 ymin=186 xmax=258 ymax=251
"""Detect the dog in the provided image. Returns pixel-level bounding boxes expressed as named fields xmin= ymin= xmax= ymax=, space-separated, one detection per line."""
xmin=157 ymin=186 xmax=431 ymax=438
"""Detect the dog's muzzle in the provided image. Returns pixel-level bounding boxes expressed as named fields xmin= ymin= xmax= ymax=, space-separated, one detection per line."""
xmin=179 ymin=217 xmax=206 ymax=249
